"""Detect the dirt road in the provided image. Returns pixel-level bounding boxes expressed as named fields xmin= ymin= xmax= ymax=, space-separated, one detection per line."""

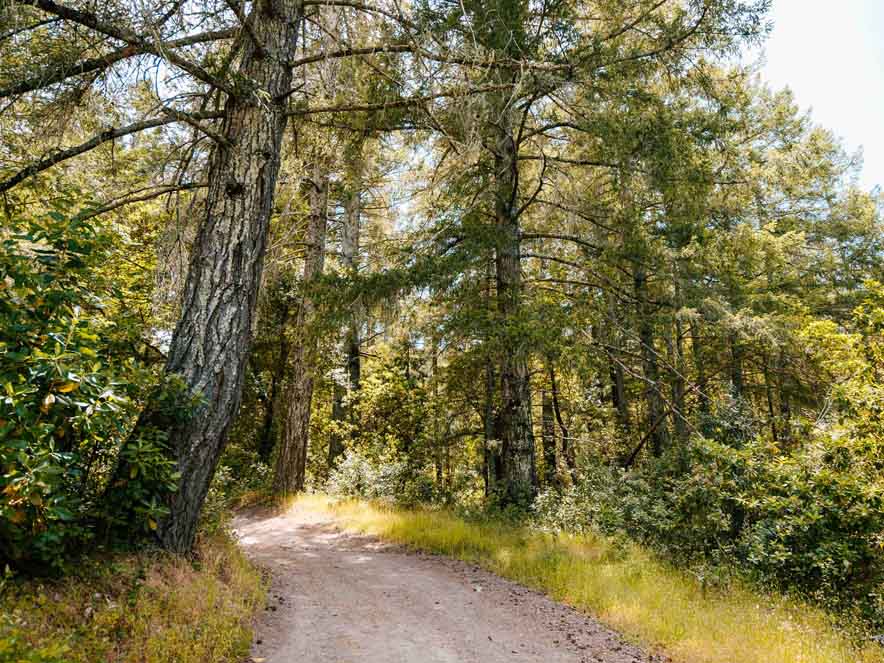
xmin=234 ymin=506 xmax=664 ymax=663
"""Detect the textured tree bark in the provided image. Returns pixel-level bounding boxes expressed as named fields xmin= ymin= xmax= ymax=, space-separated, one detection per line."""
xmin=257 ymin=362 xmax=282 ymax=463
xmin=483 ymin=357 xmax=499 ymax=496
xmin=328 ymin=140 xmax=364 ymax=471
xmin=257 ymin=303 xmax=291 ymax=463
xmin=634 ymin=266 xmax=669 ymax=457
xmin=730 ymin=332 xmax=744 ymax=399
xmin=608 ymin=337 xmax=630 ymax=431
xmin=548 ymin=364 xmax=573 ymax=474
xmin=763 ymin=354 xmax=778 ymax=442
xmin=777 ymin=350 xmax=792 ymax=443
xmin=541 ymin=389 xmax=557 ymax=485
xmin=492 ymin=101 xmax=537 ymax=504
xmin=604 ymin=295 xmax=630 ymax=432
xmin=273 ymin=164 xmax=329 ymax=495
xmin=344 ymin=326 xmax=361 ymax=392
xmin=341 ymin=142 xmax=363 ymax=394
xmin=690 ymin=320 xmax=709 ymax=415
xmin=481 ymin=257 xmax=499 ymax=497
xmin=150 ymin=0 xmax=302 ymax=553
xmin=328 ymin=380 xmax=346 ymax=469
xmin=671 ymin=316 xmax=689 ymax=443
xmin=432 ymin=335 xmax=443 ymax=489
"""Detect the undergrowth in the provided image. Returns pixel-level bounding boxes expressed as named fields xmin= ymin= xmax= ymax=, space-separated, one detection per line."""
xmin=0 ymin=529 xmax=265 ymax=663
xmin=299 ymin=494 xmax=884 ymax=663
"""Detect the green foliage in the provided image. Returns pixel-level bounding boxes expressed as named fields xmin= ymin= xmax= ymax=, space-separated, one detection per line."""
xmin=351 ymin=356 xmax=430 ymax=460
xmin=100 ymin=375 xmax=200 ymax=539
xmin=322 ymin=350 xmax=441 ymax=504
xmin=0 ymin=207 xmax=179 ymax=570
xmin=534 ymin=434 xmax=884 ymax=625
xmin=0 ymin=530 xmax=265 ymax=663
xmin=201 ymin=450 xmax=271 ymax=534
xmin=327 ymin=448 xmax=437 ymax=505
xmin=697 ymin=394 xmax=760 ymax=448
xmin=0 ymin=629 xmax=68 ymax=663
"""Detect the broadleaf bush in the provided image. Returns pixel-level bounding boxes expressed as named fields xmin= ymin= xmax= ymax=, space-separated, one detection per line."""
xmin=0 ymin=207 xmax=184 ymax=570
xmin=533 ymin=435 xmax=884 ymax=625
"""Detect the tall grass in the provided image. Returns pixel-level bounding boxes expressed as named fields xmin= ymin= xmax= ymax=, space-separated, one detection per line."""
xmin=296 ymin=494 xmax=884 ymax=663
xmin=0 ymin=530 xmax=266 ymax=663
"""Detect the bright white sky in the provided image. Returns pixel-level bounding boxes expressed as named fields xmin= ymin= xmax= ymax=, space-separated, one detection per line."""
xmin=758 ymin=0 xmax=884 ymax=192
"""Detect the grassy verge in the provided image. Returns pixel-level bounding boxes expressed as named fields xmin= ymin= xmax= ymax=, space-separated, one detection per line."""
xmin=0 ymin=530 xmax=266 ymax=663
xmin=297 ymin=494 xmax=884 ymax=663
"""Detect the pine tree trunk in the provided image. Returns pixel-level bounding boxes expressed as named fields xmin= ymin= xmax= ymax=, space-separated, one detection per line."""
xmin=609 ymin=336 xmax=630 ymax=431
xmin=481 ymin=258 xmax=499 ymax=496
xmin=541 ymin=389 xmax=557 ymax=485
xmin=548 ymin=364 xmax=573 ymax=474
xmin=690 ymin=320 xmax=709 ymax=415
xmin=327 ymin=141 xmax=363 ymax=471
xmin=150 ymin=0 xmax=302 ymax=553
xmin=483 ymin=358 xmax=498 ymax=496
xmin=730 ymin=332 xmax=744 ymax=399
xmin=432 ymin=336 xmax=443 ymax=490
xmin=492 ymin=102 xmax=537 ymax=503
xmin=671 ymin=317 xmax=689 ymax=442
xmin=635 ymin=266 xmax=669 ymax=457
xmin=328 ymin=380 xmax=346 ymax=469
xmin=763 ymin=353 xmax=779 ymax=441
xmin=777 ymin=350 xmax=792 ymax=443
xmin=605 ymin=296 xmax=630 ymax=432
xmin=273 ymin=164 xmax=329 ymax=495
xmin=257 ymin=304 xmax=291 ymax=463
xmin=341 ymin=142 xmax=363 ymax=394
xmin=257 ymin=360 xmax=283 ymax=463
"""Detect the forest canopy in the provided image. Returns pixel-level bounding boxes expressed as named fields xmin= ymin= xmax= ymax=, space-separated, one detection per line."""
xmin=1 ymin=0 xmax=883 ymax=632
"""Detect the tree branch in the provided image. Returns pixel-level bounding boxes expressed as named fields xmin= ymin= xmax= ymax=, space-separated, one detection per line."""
xmin=521 ymin=231 xmax=603 ymax=253
xmin=288 ymin=43 xmax=412 ymax=69
xmin=161 ymin=106 xmax=229 ymax=146
xmin=14 ymin=0 xmax=236 ymax=95
xmin=221 ymin=0 xmax=265 ymax=58
xmin=0 ymin=110 xmax=222 ymax=193
xmin=0 ymin=17 xmax=60 ymax=41
xmin=286 ymin=83 xmax=514 ymax=116
xmin=301 ymin=0 xmax=418 ymax=30
xmin=79 ymin=181 xmax=207 ymax=219
xmin=0 ymin=29 xmax=235 ymax=99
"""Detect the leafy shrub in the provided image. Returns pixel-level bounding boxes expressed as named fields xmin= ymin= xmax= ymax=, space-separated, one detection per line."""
xmin=697 ymin=392 xmax=760 ymax=448
xmin=201 ymin=454 xmax=271 ymax=534
xmin=99 ymin=376 xmax=200 ymax=539
xmin=735 ymin=437 xmax=884 ymax=609
xmin=322 ymin=353 xmax=440 ymax=505
xmin=534 ymin=435 xmax=884 ymax=625
xmin=327 ymin=449 xmax=437 ymax=505
xmin=0 ymin=208 xmax=181 ymax=570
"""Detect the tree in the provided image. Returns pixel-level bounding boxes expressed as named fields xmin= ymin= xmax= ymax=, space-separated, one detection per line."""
xmin=2 ymin=0 xmax=305 ymax=551
xmin=1 ymin=0 xmax=774 ymax=546
xmin=273 ymin=160 xmax=329 ymax=494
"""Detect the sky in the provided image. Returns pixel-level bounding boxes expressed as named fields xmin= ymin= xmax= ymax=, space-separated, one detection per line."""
xmin=758 ymin=0 xmax=884 ymax=192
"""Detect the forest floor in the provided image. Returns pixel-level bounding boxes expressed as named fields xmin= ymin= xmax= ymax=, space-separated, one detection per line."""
xmin=234 ymin=502 xmax=664 ymax=663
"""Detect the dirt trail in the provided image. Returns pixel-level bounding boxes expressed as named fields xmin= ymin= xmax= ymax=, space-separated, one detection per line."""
xmin=234 ymin=506 xmax=665 ymax=663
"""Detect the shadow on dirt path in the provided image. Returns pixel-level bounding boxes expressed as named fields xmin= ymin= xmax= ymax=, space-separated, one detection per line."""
xmin=234 ymin=505 xmax=667 ymax=663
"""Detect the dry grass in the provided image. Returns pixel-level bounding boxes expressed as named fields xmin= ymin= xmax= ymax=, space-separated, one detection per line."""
xmin=297 ymin=494 xmax=884 ymax=663
xmin=0 ymin=530 xmax=266 ymax=663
